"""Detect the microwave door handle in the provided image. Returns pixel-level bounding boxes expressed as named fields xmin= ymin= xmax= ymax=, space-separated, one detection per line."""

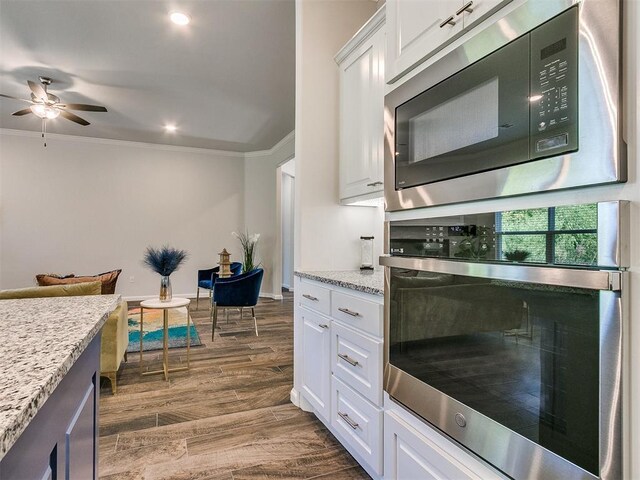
xmin=379 ymin=255 xmax=621 ymax=292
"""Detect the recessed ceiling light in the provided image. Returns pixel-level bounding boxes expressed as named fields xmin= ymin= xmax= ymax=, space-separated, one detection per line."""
xmin=164 ymin=124 xmax=177 ymax=133
xmin=169 ymin=11 xmax=191 ymax=26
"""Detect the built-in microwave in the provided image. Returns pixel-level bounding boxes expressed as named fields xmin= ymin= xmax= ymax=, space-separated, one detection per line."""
xmin=384 ymin=0 xmax=625 ymax=211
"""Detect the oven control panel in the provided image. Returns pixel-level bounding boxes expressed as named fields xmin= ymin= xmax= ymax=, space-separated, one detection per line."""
xmin=389 ymin=224 xmax=497 ymax=260
xmin=529 ymin=6 xmax=578 ymax=159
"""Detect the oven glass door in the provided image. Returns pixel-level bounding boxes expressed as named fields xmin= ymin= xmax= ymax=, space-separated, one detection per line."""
xmin=388 ymin=267 xmax=600 ymax=476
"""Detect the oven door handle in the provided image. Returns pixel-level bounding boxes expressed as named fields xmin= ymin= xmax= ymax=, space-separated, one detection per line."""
xmin=379 ymin=255 xmax=621 ymax=291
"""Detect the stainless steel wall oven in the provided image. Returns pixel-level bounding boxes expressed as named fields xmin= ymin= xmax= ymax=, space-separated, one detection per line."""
xmin=384 ymin=0 xmax=625 ymax=211
xmin=381 ymin=201 xmax=628 ymax=479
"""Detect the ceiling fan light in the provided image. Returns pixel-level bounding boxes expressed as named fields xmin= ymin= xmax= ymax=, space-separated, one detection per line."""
xmin=169 ymin=11 xmax=191 ymax=25
xmin=30 ymin=104 xmax=47 ymax=118
xmin=30 ymin=104 xmax=60 ymax=119
xmin=45 ymin=108 xmax=60 ymax=119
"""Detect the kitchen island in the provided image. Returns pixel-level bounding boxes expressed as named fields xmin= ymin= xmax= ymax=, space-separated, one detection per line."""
xmin=0 ymin=295 xmax=120 ymax=480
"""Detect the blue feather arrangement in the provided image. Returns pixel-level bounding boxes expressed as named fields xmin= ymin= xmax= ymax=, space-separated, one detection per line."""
xmin=143 ymin=246 xmax=188 ymax=276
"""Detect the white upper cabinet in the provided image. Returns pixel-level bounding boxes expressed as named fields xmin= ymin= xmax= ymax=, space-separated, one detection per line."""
xmin=386 ymin=0 xmax=509 ymax=84
xmin=336 ymin=7 xmax=385 ymax=204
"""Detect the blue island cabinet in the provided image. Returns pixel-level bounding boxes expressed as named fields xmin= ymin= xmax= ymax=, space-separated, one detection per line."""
xmin=0 ymin=334 xmax=101 ymax=480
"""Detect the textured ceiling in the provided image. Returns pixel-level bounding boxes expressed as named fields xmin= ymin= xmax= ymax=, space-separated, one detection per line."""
xmin=0 ymin=0 xmax=295 ymax=152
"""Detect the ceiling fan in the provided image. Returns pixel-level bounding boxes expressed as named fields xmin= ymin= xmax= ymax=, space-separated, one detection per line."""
xmin=0 ymin=76 xmax=107 ymax=146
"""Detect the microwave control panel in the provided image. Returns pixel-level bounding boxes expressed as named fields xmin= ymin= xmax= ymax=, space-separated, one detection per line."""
xmin=529 ymin=6 xmax=578 ymax=159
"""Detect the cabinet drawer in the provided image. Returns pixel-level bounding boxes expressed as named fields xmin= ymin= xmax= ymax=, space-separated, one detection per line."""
xmin=331 ymin=376 xmax=383 ymax=476
xmin=332 ymin=321 xmax=383 ymax=406
xmin=331 ymin=290 xmax=382 ymax=337
xmin=297 ymin=280 xmax=331 ymax=316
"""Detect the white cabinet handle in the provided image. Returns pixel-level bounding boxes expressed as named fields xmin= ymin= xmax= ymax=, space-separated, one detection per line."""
xmin=456 ymin=1 xmax=474 ymax=15
xmin=439 ymin=15 xmax=456 ymax=28
xmin=318 ymin=323 xmax=329 ymax=329
xmin=303 ymin=294 xmax=319 ymax=301
xmin=338 ymin=412 xmax=359 ymax=430
xmin=338 ymin=353 xmax=359 ymax=367
xmin=338 ymin=307 xmax=360 ymax=317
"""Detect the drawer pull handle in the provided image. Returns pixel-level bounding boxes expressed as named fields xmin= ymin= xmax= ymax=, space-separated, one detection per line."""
xmin=439 ymin=15 xmax=456 ymax=28
xmin=456 ymin=1 xmax=474 ymax=15
xmin=319 ymin=323 xmax=329 ymax=329
xmin=303 ymin=294 xmax=319 ymax=301
xmin=366 ymin=181 xmax=383 ymax=187
xmin=338 ymin=307 xmax=360 ymax=317
xmin=338 ymin=353 xmax=359 ymax=367
xmin=338 ymin=412 xmax=360 ymax=430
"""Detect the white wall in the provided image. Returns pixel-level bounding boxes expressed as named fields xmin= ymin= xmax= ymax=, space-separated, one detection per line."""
xmin=244 ymin=132 xmax=295 ymax=297
xmin=0 ymin=130 xmax=245 ymax=298
xmin=295 ymin=0 xmax=384 ymax=273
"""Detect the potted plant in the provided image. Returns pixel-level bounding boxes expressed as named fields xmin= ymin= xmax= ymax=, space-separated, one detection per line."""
xmin=143 ymin=245 xmax=188 ymax=302
xmin=504 ymin=249 xmax=531 ymax=262
xmin=232 ymin=231 xmax=260 ymax=273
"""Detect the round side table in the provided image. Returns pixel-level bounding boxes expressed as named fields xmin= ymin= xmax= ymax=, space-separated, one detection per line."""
xmin=139 ymin=297 xmax=191 ymax=381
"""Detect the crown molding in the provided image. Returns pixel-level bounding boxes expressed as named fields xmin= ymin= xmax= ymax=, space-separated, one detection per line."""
xmin=244 ymin=130 xmax=295 ymax=159
xmin=0 ymin=128 xmax=281 ymax=158
xmin=0 ymin=128 xmax=295 ymax=158
xmin=334 ymin=4 xmax=385 ymax=65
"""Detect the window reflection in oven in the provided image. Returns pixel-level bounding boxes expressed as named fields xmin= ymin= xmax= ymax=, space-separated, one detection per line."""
xmin=389 ymin=268 xmax=599 ymax=476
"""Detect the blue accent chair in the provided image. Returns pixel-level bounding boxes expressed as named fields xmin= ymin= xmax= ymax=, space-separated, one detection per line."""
xmin=196 ymin=262 xmax=242 ymax=310
xmin=211 ymin=268 xmax=264 ymax=341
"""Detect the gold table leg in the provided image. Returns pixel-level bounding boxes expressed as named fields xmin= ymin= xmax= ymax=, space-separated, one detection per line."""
xmin=186 ymin=308 xmax=191 ymax=368
xmin=139 ymin=307 xmax=144 ymax=374
xmin=163 ymin=309 xmax=169 ymax=381
xmin=141 ymin=304 xmax=191 ymax=380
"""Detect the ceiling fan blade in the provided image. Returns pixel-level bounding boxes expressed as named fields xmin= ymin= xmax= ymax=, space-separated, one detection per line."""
xmin=0 ymin=93 xmax=33 ymax=103
xmin=12 ymin=108 xmax=32 ymax=116
xmin=60 ymin=103 xmax=107 ymax=112
xmin=60 ymin=110 xmax=90 ymax=126
xmin=28 ymin=80 xmax=48 ymax=102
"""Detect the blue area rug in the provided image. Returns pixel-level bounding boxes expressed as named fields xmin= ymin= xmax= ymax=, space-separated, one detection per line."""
xmin=126 ymin=306 xmax=202 ymax=352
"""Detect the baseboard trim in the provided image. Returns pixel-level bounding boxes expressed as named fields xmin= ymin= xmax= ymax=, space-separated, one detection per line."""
xmin=290 ymin=388 xmax=300 ymax=407
xmin=259 ymin=293 xmax=284 ymax=300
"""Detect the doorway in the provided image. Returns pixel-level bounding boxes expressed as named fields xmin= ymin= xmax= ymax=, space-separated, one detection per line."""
xmin=280 ymin=159 xmax=295 ymax=291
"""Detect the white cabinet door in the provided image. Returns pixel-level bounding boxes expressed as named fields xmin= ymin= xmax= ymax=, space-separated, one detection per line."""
xmin=300 ymin=308 xmax=331 ymax=420
xmin=339 ymin=24 xmax=385 ymax=202
xmin=384 ymin=410 xmax=504 ymax=480
xmin=386 ymin=0 xmax=463 ymax=83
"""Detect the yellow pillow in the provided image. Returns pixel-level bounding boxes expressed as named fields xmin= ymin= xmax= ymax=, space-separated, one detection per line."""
xmin=0 ymin=281 xmax=102 ymax=299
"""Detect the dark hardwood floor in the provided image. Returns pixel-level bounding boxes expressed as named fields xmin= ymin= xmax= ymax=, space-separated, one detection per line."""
xmin=98 ymin=292 xmax=370 ymax=480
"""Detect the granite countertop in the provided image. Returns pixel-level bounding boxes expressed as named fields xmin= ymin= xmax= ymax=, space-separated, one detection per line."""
xmin=0 ymin=295 xmax=120 ymax=460
xmin=294 ymin=270 xmax=384 ymax=296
